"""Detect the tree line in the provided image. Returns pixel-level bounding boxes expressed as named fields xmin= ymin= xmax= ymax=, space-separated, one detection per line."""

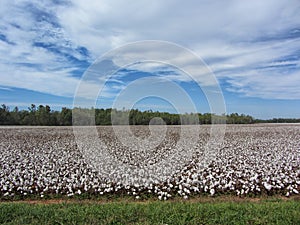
xmin=0 ymin=104 xmax=299 ymax=126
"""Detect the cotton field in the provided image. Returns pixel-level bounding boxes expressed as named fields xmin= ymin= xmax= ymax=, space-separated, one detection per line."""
xmin=0 ymin=124 xmax=299 ymax=200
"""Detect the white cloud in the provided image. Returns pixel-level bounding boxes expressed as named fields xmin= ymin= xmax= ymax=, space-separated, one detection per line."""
xmin=0 ymin=86 xmax=12 ymax=91
xmin=0 ymin=0 xmax=300 ymax=102
xmin=56 ymin=0 xmax=300 ymax=99
xmin=226 ymin=69 xmax=300 ymax=100
xmin=0 ymin=64 xmax=78 ymax=97
xmin=0 ymin=0 xmax=96 ymax=99
xmin=57 ymin=0 xmax=300 ymax=50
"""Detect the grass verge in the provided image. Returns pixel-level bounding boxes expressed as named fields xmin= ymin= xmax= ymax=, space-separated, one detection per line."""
xmin=0 ymin=198 xmax=299 ymax=225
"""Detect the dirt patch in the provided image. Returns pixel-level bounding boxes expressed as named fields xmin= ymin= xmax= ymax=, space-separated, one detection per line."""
xmin=3 ymin=195 xmax=297 ymax=205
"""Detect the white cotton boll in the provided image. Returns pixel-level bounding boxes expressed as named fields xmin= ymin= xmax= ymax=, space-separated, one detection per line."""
xmin=184 ymin=188 xmax=190 ymax=194
xmin=204 ymin=186 xmax=208 ymax=192
xmin=292 ymin=189 xmax=299 ymax=194
xmin=264 ymin=183 xmax=272 ymax=191
xmin=193 ymin=187 xmax=199 ymax=192
xmin=210 ymin=188 xmax=215 ymax=196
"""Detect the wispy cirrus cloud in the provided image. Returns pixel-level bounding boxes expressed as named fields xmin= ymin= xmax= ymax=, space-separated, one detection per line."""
xmin=57 ymin=0 xmax=300 ymax=99
xmin=0 ymin=0 xmax=93 ymax=98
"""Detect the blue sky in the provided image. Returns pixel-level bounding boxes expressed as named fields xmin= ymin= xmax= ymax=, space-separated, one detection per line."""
xmin=0 ymin=0 xmax=300 ymax=119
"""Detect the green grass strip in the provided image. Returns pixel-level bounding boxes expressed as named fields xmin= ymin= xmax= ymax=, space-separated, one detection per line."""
xmin=0 ymin=200 xmax=299 ymax=225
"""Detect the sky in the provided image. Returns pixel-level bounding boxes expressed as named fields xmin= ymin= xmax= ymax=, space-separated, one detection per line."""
xmin=0 ymin=0 xmax=300 ymax=119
